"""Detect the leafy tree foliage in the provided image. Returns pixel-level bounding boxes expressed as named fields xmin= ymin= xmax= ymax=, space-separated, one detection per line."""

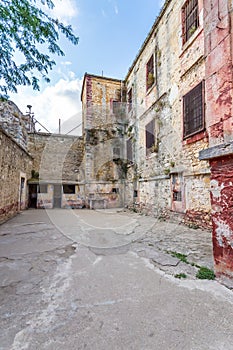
xmin=0 ymin=0 xmax=79 ymax=98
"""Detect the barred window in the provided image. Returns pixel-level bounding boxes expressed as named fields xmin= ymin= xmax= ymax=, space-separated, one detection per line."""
xmin=183 ymin=81 xmax=204 ymax=138
xmin=146 ymin=55 xmax=154 ymax=91
xmin=145 ymin=120 xmax=155 ymax=155
xmin=182 ymin=0 xmax=199 ymax=44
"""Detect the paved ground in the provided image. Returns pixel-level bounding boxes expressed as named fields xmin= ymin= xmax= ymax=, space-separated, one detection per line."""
xmin=1 ymin=209 xmax=233 ymax=350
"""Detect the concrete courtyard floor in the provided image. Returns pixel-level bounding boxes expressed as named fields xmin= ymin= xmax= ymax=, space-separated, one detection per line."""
xmin=0 ymin=209 xmax=233 ymax=349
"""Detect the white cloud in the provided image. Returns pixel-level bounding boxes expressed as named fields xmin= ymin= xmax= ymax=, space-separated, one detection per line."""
xmin=10 ymin=74 xmax=83 ymax=135
xmin=61 ymin=61 xmax=72 ymax=66
xmin=42 ymin=0 xmax=78 ymax=23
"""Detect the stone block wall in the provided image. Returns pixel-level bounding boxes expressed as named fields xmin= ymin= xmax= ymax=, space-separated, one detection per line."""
xmin=0 ymin=101 xmax=35 ymax=149
xmin=28 ymin=133 xmax=84 ymax=182
xmin=0 ymin=128 xmax=32 ymax=223
xmin=123 ymin=0 xmax=211 ymax=227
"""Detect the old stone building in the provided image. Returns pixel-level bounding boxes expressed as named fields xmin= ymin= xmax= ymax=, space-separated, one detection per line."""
xmin=81 ymin=74 xmax=128 ymax=209
xmin=80 ymin=0 xmax=233 ymax=284
xmin=81 ymin=0 xmax=212 ymax=228
xmin=1 ymin=0 xmax=233 ymax=284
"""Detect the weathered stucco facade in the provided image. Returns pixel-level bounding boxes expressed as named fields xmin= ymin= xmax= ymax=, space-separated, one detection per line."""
xmin=199 ymin=0 xmax=233 ymax=286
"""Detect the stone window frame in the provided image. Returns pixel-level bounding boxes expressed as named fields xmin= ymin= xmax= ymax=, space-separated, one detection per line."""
xmin=145 ymin=119 xmax=155 ymax=156
xmin=183 ymin=81 xmax=205 ymax=139
xmin=182 ymin=0 xmax=199 ymax=45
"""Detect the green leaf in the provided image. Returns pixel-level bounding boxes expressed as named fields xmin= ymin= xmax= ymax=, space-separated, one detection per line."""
xmin=0 ymin=0 xmax=79 ymax=98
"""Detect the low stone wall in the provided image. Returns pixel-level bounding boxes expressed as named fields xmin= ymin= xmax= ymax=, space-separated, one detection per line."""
xmin=0 ymin=128 xmax=32 ymax=223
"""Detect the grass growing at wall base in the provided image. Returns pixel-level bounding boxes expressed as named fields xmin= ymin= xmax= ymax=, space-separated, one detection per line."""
xmin=196 ymin=266 xmax=215 ymax=280
xmin=167 ymin=250 xmax=215 ymax=280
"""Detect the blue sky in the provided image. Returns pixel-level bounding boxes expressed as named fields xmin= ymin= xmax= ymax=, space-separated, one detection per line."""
xmin=10 ymin=0 xmax=165 ymax=134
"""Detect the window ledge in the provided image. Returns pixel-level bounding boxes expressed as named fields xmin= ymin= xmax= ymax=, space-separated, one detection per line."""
xmin=146 ymin=151 xmax=158 ymax=159
xmin=146 ymin=82 xmax=156 ymax=96
xmin=180 ymin=27 xmax=203 ymax=57
xmin=183 ymin=130 xmax=208 ymax=145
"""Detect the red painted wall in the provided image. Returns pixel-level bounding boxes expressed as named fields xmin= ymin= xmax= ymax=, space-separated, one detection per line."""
xmin=204 ymin=0 xmax=233 ymax=145
xmin=210 ymin=156 xmax=233 ymax=279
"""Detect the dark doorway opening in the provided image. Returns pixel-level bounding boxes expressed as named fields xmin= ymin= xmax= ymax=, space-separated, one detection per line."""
xmin=28 ymin=184 xmax=37 ymax=208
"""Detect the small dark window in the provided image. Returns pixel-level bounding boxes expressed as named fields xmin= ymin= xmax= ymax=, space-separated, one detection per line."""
xmin=63 ymin=185 xmax=75 ymax=194
xmin=182 ymin=0 xmax=199 ymax=44
xmin=146 ymin=120 xmax=155 ymax=155
xmin=38 ymin=184 xmax=48 ymax=193
xmin=127 ymin=138 xmax=133 ymax=163
xmin=183 ymin=81 xmax=204 ymax=138
xmin=134 ymin=190 xmax=138 ymax=198
xmin=112 ymin=188 xmax=119 ymax=193
xmin=146 ymin=55 xmax=154 ymax=91
xmin=128 ymin=88 xmax=132 ymax=112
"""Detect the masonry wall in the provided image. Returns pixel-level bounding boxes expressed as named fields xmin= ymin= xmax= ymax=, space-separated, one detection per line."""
xmin=0 ymin=101 xmax=34 ymax=149
xmin=124 ymin=0 xmax=211 ymax=227
xmin=28 ymin=133 xmax=84 ymax=182
xmin=0 ymin=128 xmax=32 ymax=223
xmin=27 ymin=133 xmax=85 ymax=209
xmin=82 ymin=74 xmax=126 ymax=208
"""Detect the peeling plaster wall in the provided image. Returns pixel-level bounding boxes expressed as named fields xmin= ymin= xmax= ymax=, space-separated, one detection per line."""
xmin=198 ymin=0 xmax=233 ymax=285
xmin=204 ymin=0 xmax=233 ymax=146
xmin=210 ymin=157 xmax=233 ymax=282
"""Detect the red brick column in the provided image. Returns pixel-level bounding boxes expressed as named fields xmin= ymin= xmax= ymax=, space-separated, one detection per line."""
xmin=210 ymin=155 xmax=233 ymax=282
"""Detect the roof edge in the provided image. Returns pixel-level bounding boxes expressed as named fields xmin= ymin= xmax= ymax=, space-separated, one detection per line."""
xmin=81 ymin=73 xmax=123 ymax=102
xmin=125 ymin=0 xmax=172 ymax=81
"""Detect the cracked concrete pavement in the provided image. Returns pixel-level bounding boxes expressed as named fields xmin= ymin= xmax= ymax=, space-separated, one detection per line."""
xmin=1 ymin=209 xmax=233 ymax=350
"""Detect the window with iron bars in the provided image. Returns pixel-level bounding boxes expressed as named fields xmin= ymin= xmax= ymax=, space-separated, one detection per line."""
xmin=183 ymin=81 xmax=204 ymax=139
xmin=182 ymin=0 xmax=199 ymax=44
